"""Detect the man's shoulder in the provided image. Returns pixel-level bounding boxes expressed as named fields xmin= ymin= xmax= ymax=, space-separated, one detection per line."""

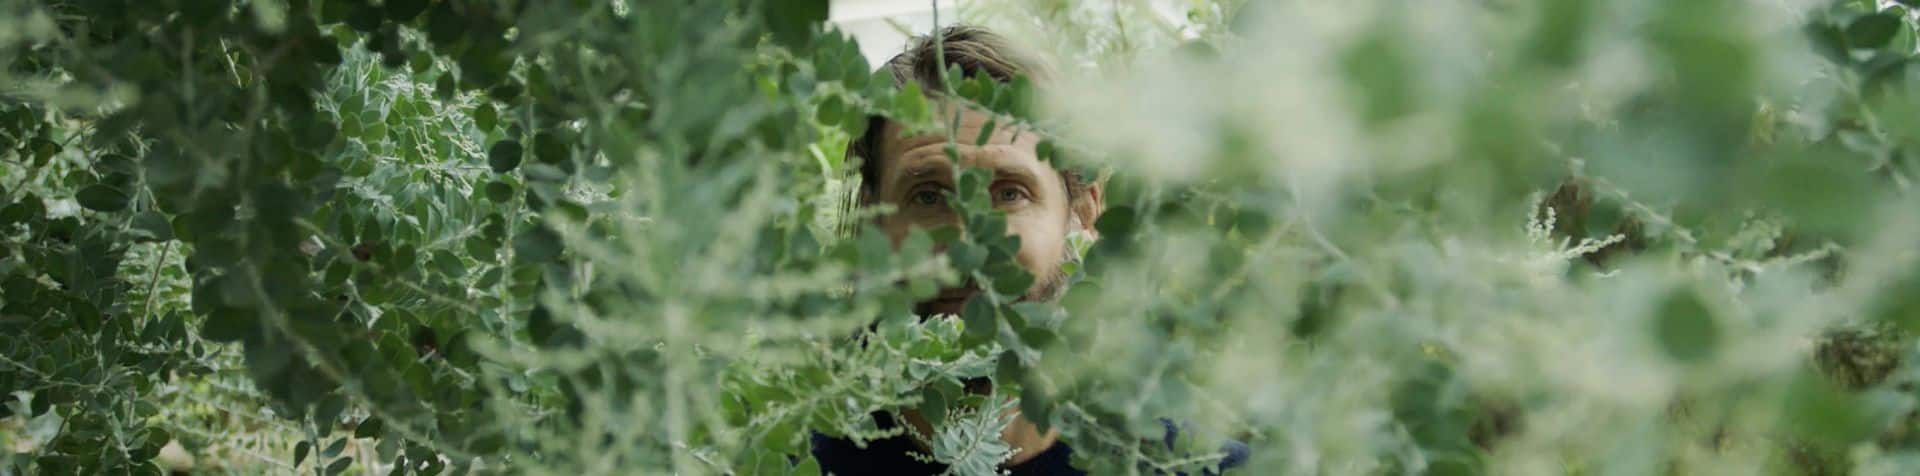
xmin=807 ymin=431 xmax=1088 ymax=476
xmin=808 ymin=432 xmax=944 ymax=476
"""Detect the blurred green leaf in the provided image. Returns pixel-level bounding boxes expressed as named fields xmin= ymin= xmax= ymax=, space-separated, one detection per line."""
xmin=961 ymin=295 xmax=994 ymax=340
xmin=489 ymin=140 xmax=523 ymax=173
xmin=75 ymin=185 xmax=128 ymax=212
xmin=764 ymin=0 xmax=828 ymax=47
xmin=1654 ymin=289 xmax=1720 ymax=363
xmin=294 ymin=440 xmax=312 ymax=468
xmin=325 ymin=457 xmax=353 ymax=476
xmin=485 ymin=180 xmax=514 ymax=203
xmin=130 ymin=211 xmax=173 ymax=242
xmin=514 ymin=225 xmax=562 ymax=261
xmin=1849 ymin=13 xmax=1903 ymax=49
xmin=475 ymin=103 xmax=499 ymax=131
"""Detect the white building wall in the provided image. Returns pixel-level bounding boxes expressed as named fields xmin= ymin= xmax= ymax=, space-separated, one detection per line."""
xmin=829 ymin=0 xmax=961 ymax=68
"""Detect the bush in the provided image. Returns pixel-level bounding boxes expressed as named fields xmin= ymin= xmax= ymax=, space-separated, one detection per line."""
xmin=3 ymin=0 xmax=1920 ymax=474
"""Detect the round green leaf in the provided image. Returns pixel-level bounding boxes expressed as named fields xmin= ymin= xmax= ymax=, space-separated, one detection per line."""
xmin=1849 ymin=13 xmax=1903 ymax=49
xmin=485 ymin=180 xmax=514 ymax=202
xmin=960 ymin=295 xmax=995 ymax=340
xmin=1094 ymin=206 xmax=1137 ymax=237
xmin=131 ymin=211 xmax=174 ymax=242
xmin=534 ymin=131 xmax=568 ymax=164
xmin=384 ymin=0 xmax=428 ymax=21
xmin=1654 ymin=289 xmax=1720 ymax=363
xmin=29 ymin=137 xmax=60 ymax=164
xmin=489 ymin=140 xmax=523 ymax=173
xmin=431 ymin=250 xmax=466 ymax=277
xmin=513 ymin=225 xmax=562 ymax=261
xmin=474 ymin=103 xmax=498 ymax=131
xmin=365 ymin=122 xmax=388 ymax=141
xmin=354 ymin=417 xmax=384 ymax=438
xmin=0 ymin=198 xmax=43 ymax=225
xmin=201 ymin=308 xmax=251 ymax=343
xmin=76 ymin=184 xmax=129 ymax=212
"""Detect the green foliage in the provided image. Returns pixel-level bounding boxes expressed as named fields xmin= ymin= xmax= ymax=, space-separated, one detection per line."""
xmin=5 ymin=0 xmax=1920 ymax=475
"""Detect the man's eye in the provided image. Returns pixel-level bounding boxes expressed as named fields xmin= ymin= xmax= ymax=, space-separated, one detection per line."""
xmin=911 ymin=190 xmax=945 ymax=206
xmin=993 ymin=187 xmax=1027 ymax=204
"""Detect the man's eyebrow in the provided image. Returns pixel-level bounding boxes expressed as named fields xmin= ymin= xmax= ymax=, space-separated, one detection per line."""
xmin=991 ymin=166 xmax=1041 ymax=185
xmin=895 ymin=160 xmax=1045 ymax=187
xmin=897 ymin=163 xmax=951 ymax=182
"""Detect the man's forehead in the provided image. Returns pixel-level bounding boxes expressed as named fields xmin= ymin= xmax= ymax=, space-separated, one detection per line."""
xmin=889 ymin=146 xmax=1045 ymax=181
xmin=878 ymin=104 xmax=1040 ymax=167
xmin=881 ymin=141 xmax=1050 ymax=185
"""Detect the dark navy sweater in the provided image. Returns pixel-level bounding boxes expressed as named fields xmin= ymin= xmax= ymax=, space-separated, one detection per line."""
xmin=810 ymin=413 xmax=1248 ymax=475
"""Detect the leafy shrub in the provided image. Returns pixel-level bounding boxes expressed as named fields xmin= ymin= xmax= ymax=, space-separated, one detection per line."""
xmin=3 ymin=0 xmax=1920 ymax=474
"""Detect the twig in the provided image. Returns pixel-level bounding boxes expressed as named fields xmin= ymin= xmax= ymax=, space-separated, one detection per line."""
xmin=141 ymin=242 xmax=174 ymax=321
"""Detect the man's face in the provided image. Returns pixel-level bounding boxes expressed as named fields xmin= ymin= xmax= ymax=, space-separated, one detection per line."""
xmin=871 ymin=102 xmax=1099 ymax=316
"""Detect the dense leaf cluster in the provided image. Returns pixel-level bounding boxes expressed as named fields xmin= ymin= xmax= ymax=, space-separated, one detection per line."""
xmin=5 ymin=0 xmax=1920 ymax=474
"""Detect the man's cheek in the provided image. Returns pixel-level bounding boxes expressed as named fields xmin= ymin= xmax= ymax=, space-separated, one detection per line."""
xmin=877 ymin=217 xmax=911 ymax=249
xmin=1008 ymin=225 xmax=1064 ymax=277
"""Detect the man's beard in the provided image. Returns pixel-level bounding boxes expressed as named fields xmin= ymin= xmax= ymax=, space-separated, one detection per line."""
xmin=1022 ymin=261 xmax=1070 ymax=303
xmin=915 ymin=248 xmax=1073 ymax=316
